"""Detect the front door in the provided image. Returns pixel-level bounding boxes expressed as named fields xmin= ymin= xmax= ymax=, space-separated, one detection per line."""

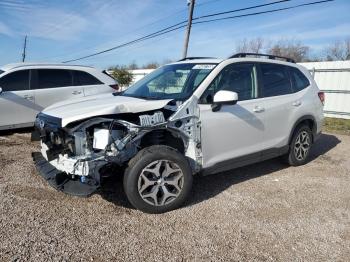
xmin=199 ymin=63 xmax=266 ymax=170
xmin=0 ymin=70 xmax=39 ymax=129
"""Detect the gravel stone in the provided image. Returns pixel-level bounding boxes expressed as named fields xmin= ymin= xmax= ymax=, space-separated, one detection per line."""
xmin=0 ymin=131 xmax=349 ymax=261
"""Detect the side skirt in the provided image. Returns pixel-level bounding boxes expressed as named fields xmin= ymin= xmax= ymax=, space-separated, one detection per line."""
xmin=201 ymin=145 xmax=289 ymax=176
xmin=0 ymin=122 xmax=34 ymax=131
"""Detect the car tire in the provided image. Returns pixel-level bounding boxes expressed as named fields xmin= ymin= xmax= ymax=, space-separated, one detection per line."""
xmin=123 ymin=145 xmax=193 ymax=214
xmin=284 ymin=125 xmax=313 ymax=166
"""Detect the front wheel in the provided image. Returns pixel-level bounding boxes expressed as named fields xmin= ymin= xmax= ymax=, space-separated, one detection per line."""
xmin=123 ymin=145 xmax=193 ymax=214
xmin=285 ymin=125 xmax=313 ymax=166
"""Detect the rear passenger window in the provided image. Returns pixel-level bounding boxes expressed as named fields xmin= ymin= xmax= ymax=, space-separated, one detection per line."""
xmin=73 ymin=71 xmax=102 ymax=86
xmin=260 ymin=63 xmax=293 ymax=97
xmin=289 ymin=67 xmax=310 ymax=92
xmin=37 ymin=69 xmax=72 ymax=89
xmin=0 ymin=70 xmax=29 ymax=91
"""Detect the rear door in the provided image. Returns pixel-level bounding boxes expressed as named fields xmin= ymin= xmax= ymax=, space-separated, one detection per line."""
xmin=72 ymin=70 xmax=109 ymax=96
xmin=257 ymin=63 xmax=297 ymax=150
xmin=33 ymin=69 xmax=84 ymax=109
xmin=0 ymin=70 xmax=38 ymax=129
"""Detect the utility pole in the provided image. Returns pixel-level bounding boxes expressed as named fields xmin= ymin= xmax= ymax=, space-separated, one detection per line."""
xmin=22 ymin=35 xmax=27 ymax=62
xmin=182 ymin=0 xmax=195 ymax=59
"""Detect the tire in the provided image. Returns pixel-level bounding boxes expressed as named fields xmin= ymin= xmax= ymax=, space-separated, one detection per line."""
xmin=123 ymin=145 xmax=193 ymax=214
xmin=284 ymin=124 xmax=313 ymax=166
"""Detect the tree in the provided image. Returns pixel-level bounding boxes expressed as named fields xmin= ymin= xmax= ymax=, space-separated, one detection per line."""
xmin=235 ymin=37 xmax=265 ymax=53
xmin=323 ymin=38 xmax=350 ymax=61
xmin=108 ymin=66 xmax=134 ymax=87
xmin=267 ymin=39 xmax=310 ymax=62
xmin=127 ymin=61 xmax=139 ymax=70
xmin=143 ymin=61 xmax=159 ymax=69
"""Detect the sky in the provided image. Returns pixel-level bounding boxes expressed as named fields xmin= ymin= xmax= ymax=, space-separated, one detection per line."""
xmin=0 ymin=0 xmax=349 ymax=69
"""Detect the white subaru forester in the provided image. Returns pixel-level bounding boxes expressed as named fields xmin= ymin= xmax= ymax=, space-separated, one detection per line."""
xmin=32 ymin=53 xmax=324 ymax=213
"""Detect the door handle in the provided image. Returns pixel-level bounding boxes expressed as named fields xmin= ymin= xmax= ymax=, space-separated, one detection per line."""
xmin=253 ymin=106 xmax=265 ymax=113
xmin=292 ymin=101 xmax=302 ymax=107
xmin=72 ymin=91 xmax=82 ymax=95
xmin=23 ymin=95 xmax=34 ymax=100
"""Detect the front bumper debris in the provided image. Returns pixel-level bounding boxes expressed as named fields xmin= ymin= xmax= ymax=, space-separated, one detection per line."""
xmin=32 ymin=152 xmax=99 ymax=197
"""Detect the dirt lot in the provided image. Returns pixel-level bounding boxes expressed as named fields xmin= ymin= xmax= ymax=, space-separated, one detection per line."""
xmin=0 ymin=131 xmax=349 ymax=261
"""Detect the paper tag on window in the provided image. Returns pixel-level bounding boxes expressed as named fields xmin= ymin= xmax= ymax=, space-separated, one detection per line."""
xmin=193 ymin=64 xmax=216 ymax=70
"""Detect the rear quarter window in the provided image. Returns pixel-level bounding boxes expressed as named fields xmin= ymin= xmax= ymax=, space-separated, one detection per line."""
xmin=259 ymin=63 xmax=293 ymax=97
xmin=73 ymin=70 xmax=103 ymax=86
xmin=289 ymin=67 xmax=310 ymax=92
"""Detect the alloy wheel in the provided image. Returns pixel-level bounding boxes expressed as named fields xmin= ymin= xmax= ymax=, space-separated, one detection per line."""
xmin=137 ymin=160 xmax=184 ymax=206
xmin=294 ymin=131 xmax=311 ymax=161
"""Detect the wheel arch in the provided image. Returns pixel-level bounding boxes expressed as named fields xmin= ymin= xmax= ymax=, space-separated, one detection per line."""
xmin=288 ymin=115 xmax=317 ymax=144
xmin=139 ymin=128 xmax=186 ymax=154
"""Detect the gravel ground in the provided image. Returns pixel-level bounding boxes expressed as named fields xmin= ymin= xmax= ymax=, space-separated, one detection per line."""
xmin=0 ymin=131 xmax=349 ymax=261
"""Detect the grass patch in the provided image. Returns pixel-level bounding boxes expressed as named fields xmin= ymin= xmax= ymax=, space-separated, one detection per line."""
xmin=323 ymin=117 xmax=350 ymax=135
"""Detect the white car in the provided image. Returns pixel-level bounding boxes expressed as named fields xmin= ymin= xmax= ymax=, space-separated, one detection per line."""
xmin=32 ymin=54 xmax=324 ymax=213
xmin=0 ymin=63 xmax=118 ymax=130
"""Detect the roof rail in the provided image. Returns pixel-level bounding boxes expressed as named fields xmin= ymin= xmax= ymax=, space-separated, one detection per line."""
xmin=177 ymin=57 xmax=216 ymax=62
xmin=229 ymin=53 xmax=295 ymax=63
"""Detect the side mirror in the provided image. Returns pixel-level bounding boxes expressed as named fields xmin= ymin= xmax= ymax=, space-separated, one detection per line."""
xmin=0 ymin=87 xmax=2 ymax=95
xmin=211 ymin=90 xmax=238 ymax=112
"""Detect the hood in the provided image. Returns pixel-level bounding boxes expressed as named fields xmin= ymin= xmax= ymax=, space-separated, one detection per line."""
xmin=42 ymin=94 xmax=172 ymax=127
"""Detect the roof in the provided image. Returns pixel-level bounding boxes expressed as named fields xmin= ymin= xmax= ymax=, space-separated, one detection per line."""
xmin=0 ymin=62 xmax=94 ymax=72
xmin=173 ymin=57 xmax=299 ymax=67
xmin=174 ymin=58 xmax=223 ymax=64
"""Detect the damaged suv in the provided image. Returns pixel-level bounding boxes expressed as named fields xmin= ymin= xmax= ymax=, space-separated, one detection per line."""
xmin=32 ymin=53 xmax=324 ymax=213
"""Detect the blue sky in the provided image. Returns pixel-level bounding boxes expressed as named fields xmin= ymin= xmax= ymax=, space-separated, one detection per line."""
xmin=0 ymin=0 xmax=349 ymax=69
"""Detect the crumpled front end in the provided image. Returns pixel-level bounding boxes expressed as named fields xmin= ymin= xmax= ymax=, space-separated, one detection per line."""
xmin=32 ymin=99 xmax=202 ymax=197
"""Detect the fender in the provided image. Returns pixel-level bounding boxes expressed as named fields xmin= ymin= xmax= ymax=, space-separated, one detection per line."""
xmin=288 ymin=115 xmax=317 ymax=144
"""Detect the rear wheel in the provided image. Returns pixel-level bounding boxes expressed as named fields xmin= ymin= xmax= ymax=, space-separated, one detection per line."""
xmin=285 ymin=125 xmax=312 ymax=166
xmin=123 ymin=145 xmax=193 ymax=214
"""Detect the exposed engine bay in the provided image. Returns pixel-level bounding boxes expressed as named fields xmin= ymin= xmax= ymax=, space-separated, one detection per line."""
xmin=32 ymin=99 xmax=202 ymax=196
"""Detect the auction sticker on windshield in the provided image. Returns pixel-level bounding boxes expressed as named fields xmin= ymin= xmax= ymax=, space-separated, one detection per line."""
xmin=193 ymin=64 xmax=216 ymax=70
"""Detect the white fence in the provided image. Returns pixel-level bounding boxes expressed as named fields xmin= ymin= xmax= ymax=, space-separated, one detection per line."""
xmin=299 ymin=61 xmax=350 ymax=119
xmin=127 ymin=61 xmax=350 ymax=119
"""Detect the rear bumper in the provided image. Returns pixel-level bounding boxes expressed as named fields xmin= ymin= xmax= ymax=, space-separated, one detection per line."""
xmin=32 ymin=152 xmax=99 ymax=197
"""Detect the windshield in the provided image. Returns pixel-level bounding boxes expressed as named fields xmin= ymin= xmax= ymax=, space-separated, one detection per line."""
xmin=122 ymin=63 xmax=216 ymax=100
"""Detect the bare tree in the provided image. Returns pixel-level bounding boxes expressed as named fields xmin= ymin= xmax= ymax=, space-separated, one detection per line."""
xmin=323 ymin=38 xmax=350 ymax=61
xmin=127 ymin=61 xmax=139 ymax=70
xmin=143 ymin=61 xmax=159 ymax=69
xmin=235 ymin=37 xmax=265 ymax=53
xmin=267 ymin=39 xmax=310 ymax=62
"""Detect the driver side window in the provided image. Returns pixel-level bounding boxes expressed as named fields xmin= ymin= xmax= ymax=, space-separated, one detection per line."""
xmin=200 ymin=63 xmax=258 ymax=104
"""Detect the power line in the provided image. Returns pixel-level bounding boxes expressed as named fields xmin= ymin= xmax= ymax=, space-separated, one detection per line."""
xmin=62 ymin=0 xmax=292 ymax=63
xmin=62 ymin=0 xmax=334 ymax=63
xmin=192 ymin=0 xmax=291 ymax=21
xmin=193 ymin=0 xmax=334 ymax=25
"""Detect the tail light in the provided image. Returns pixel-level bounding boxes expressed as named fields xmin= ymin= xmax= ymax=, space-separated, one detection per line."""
xmin=109 ymin=84 xmax=119 ymax=91
xmin=318 ymin=91 xmax=325 ymax=105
